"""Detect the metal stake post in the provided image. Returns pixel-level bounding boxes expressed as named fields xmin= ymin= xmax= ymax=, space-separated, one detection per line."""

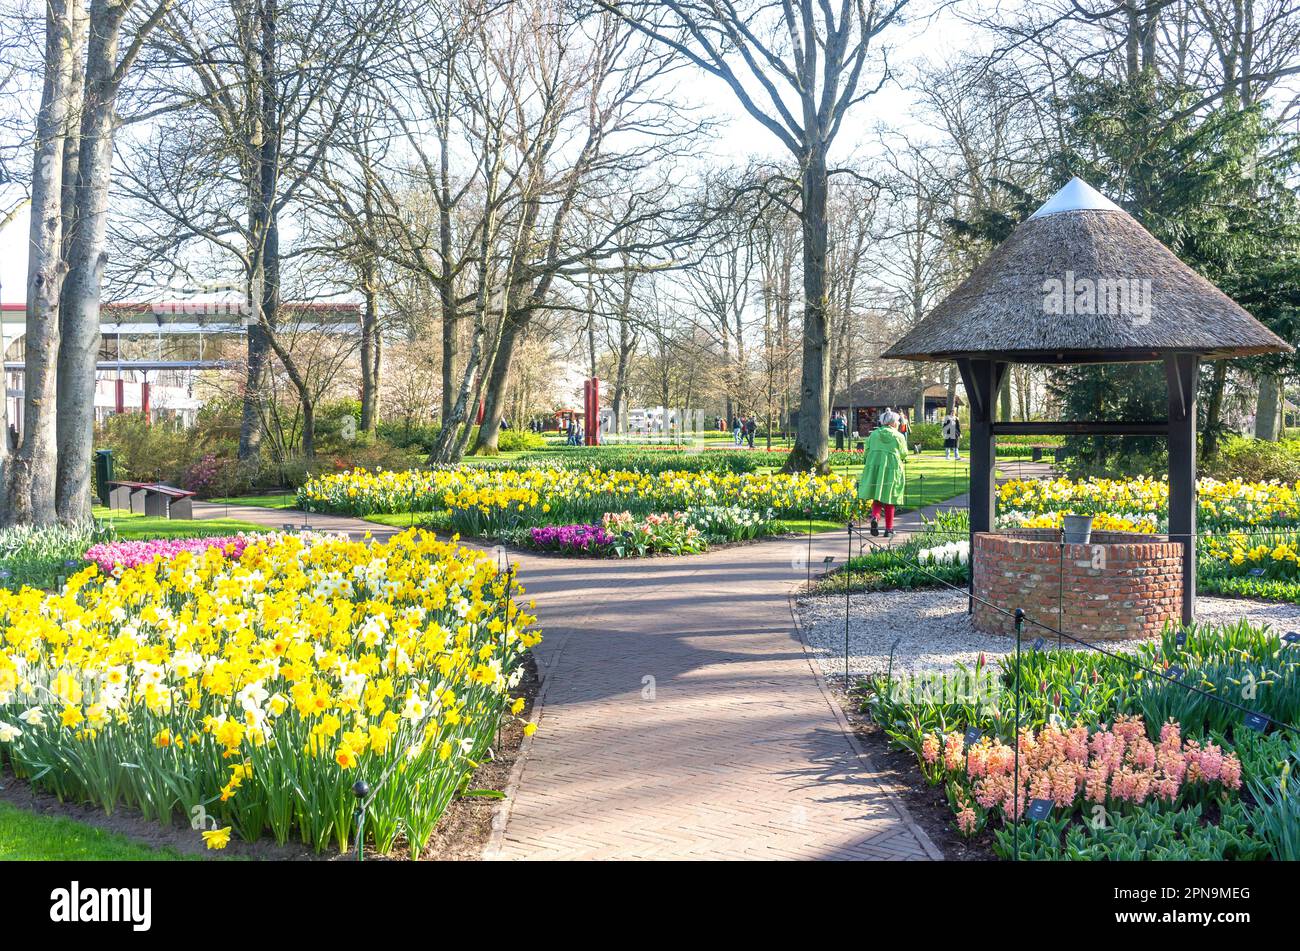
xmin=1013 ymin=607 xmax=1024 ymax=862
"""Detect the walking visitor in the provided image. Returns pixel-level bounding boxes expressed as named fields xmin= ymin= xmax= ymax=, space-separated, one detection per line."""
xmin=857 ymin=409 xmax=907 ymax=538
xmin=942 ymin=413 xmax=962 ymax=460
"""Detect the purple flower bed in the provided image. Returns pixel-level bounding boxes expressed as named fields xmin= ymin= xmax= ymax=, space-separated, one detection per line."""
xmin=84 ymin=536 xmax=252 ymax=574
xmin=527 ymin=524 xmax=612 ymax=554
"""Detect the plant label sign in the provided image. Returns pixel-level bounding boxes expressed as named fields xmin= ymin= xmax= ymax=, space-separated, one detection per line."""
xmin=963 ymin=727 xmax=981 ymax=747
xmin=1284 ymin=631 xmax=1300 ymax=647
xmin=1166 ymin=665 xmax=1185 ymax=682
xmin=1248 ymin=567 xmax=1266 ymax=577
xmin=1027 ymin=798 xmax=1053 ymax=822
xmin=1175 ymin=631 xmax=1187 ymax=648
xmin=1032 ymin=637 xmax=1045 ymax=652
xmin=1243 ymin=712 xmax=1269 ymax=733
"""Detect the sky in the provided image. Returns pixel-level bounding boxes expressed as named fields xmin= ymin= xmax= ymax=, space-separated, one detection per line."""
xmin=0 ymin=2 xmax=980 ymax=312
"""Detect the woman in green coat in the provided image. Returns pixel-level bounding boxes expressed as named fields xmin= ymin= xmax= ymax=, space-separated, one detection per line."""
xmin=857 ymin=410 xmax=907 ymax=537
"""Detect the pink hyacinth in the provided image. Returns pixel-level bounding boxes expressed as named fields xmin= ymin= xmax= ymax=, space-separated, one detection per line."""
xmin=943 ymin=732 xmax=965 ymax=771
xmin=955 ymin=716 xmax=1243 ymax=826
xmin=84 ymin=535 xmax=250 ymax=574
xmin=956 ymin=804 xmax=978 ymax=836
xmin=921 ymin=733 xmax=940 ymax=765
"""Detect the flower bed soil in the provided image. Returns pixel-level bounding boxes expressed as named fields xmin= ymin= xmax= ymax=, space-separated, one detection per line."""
xmin=837 ymin=685 xmax=997 ymax=861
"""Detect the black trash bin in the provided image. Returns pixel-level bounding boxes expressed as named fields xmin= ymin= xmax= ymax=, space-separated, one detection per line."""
xmin=94 ymin=449 xmax=115 ymax=507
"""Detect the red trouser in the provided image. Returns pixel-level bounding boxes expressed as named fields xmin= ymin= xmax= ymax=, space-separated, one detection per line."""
xmin=871 ymin=501 xmax=895 ymax=531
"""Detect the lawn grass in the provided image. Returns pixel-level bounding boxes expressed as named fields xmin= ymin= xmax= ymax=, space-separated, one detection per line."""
xmin=363 ymin=512 xmax=442 ymax=530
xmin=208 ymin=493 xmax=299 ymax=509
xmin=775 ymin=517 xmax=848 ymax=534
xmin=207 ymin=492 xmax=301 ymax=510
xmin=92 ymin=509 xmax=268 ymax=539
xmin=0 ymin=800 xmax=196 ymax=861
xmin=808 ymin=453 xmax=970 ymax=511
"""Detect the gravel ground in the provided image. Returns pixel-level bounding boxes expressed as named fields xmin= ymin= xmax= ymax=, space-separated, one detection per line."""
xmin=795 ymin=588 xmax=1300 ymax=680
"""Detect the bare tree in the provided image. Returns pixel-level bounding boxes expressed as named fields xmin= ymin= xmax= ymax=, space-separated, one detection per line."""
xmin=597 ymin=0 xmax=912 ymax=471
xmin=467 ymin=6 xmax=698 ymax=456
xmin=6 ymin=0 xmax=82 ymax=526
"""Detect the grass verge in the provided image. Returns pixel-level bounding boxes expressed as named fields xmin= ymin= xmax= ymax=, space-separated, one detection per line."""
xmin=0 ymin=800 xmax=194 ymax=861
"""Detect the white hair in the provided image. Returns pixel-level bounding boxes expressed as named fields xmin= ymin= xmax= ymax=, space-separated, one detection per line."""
xmin=880 ymin=410 xmax=899 ymax=427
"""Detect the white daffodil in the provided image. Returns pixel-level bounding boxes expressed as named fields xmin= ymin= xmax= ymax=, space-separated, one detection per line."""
xmin=401 ymin=695 xmax=427 ymax=722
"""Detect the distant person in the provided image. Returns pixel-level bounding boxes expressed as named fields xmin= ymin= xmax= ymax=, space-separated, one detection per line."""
xmin=832 ymin=412 xmax=847 ymax=450
xmin=858 ymin=410 xmax=907 ymax=538
xmin=897 ymin=411 xmax=910 ymax=437
xmin=942 ymin=414 xmax=962 ymax=460
xmin=732 ymin=415 xmax=743 ymax=446
xmin=744 ymin=415 xmax=757 ymax=449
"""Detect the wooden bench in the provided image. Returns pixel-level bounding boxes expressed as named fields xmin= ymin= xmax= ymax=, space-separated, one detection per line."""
xmin=108 ymin=481 xmax=196 ymax=519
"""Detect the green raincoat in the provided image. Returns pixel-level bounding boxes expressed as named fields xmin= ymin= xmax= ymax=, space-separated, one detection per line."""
xmin=857 ymin=426 xmax=907 ymax=505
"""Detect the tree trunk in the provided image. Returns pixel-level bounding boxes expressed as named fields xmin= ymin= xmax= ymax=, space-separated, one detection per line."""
xmin=1256 ymin=374 xmax=1280 ymax=441
xmin=472 ymin=306 xmax=524 ymax=455
xmin=782 ymin=148 xmax=830 ymax=474
xmin=430 ymin=186 xmax=495 ymax=465
xmin=56 ymin=0 xmax=129 ymax=524
xmin=8 ymin=0 xmax=78 ymax=526
xmin=239 ymin=0 xmax=280 ymax=464
xmin=1203 ymin=361 xmax=1227 ymax=456
xmin=611 ymin=276 xmax=634 ymax=434
xmin=359 ymin=264 xmax=380 ymax=434
xmin=435 ymin=55 xmax=457 ymax=427
xmin=239 ymin=317 xmax=272 ymax=460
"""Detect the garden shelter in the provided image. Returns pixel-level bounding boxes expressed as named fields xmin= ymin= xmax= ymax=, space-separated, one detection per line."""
xmin=883 ymin=177 xmax=1291 ymax=623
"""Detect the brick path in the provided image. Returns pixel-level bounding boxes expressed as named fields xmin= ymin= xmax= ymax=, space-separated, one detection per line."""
xmin=196 ymin=500 xmax=949 ymax=859
xmin=482 ymin=532 xmax=942 ymax=861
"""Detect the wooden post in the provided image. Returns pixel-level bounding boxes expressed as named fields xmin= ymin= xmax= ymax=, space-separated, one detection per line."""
xmin=1166 ymin=354 xmax=1199 ymax=625
xmin=957 ymin=359 xmax=1005 ymax=535
xmin=957 ymin=358 xmax=1006 ymax=611
xmin=585 ymin=377 xmax=600 ymax=446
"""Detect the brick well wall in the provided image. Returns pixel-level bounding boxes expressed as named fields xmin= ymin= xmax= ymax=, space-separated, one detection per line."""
xmin=971 ymin=531 xmax=1183 ymax=641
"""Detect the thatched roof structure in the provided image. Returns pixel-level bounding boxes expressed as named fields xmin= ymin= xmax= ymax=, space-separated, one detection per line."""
xmin=884 ymin=178 xmax=1291 ymax=364
xmin=831 ymin=377 xmax=959 ymax=409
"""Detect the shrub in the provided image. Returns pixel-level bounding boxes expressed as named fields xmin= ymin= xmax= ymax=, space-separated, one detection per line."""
xmin=908 ymin=422 xmax=968 ymax=453
xmin=377 ymin=421 xmax=441 ymax=455
xmin=1204 ymin=435 xmax=1300 ymax=484
xmin=95 ymin=414 xmax=201 ymax=485
xmin=496 ymin=428 xmax=547 ymax=453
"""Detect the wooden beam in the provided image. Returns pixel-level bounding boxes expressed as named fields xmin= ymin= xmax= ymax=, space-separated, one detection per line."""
xmin=958 ymin=358 xmax=1005 ymax=613
xmin=992 ymin=421 xmax=1170 ymax=436
xmin=1166 ymin=354 xmax=1199 ymax=626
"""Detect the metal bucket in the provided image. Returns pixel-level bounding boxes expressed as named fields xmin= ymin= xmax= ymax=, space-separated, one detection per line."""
xmin=1062 ymin=514 xmax=1093 ymax=545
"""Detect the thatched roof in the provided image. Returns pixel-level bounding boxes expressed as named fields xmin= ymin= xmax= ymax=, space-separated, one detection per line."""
xmin=884 ymin=178 xmax=1292 ymax=364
